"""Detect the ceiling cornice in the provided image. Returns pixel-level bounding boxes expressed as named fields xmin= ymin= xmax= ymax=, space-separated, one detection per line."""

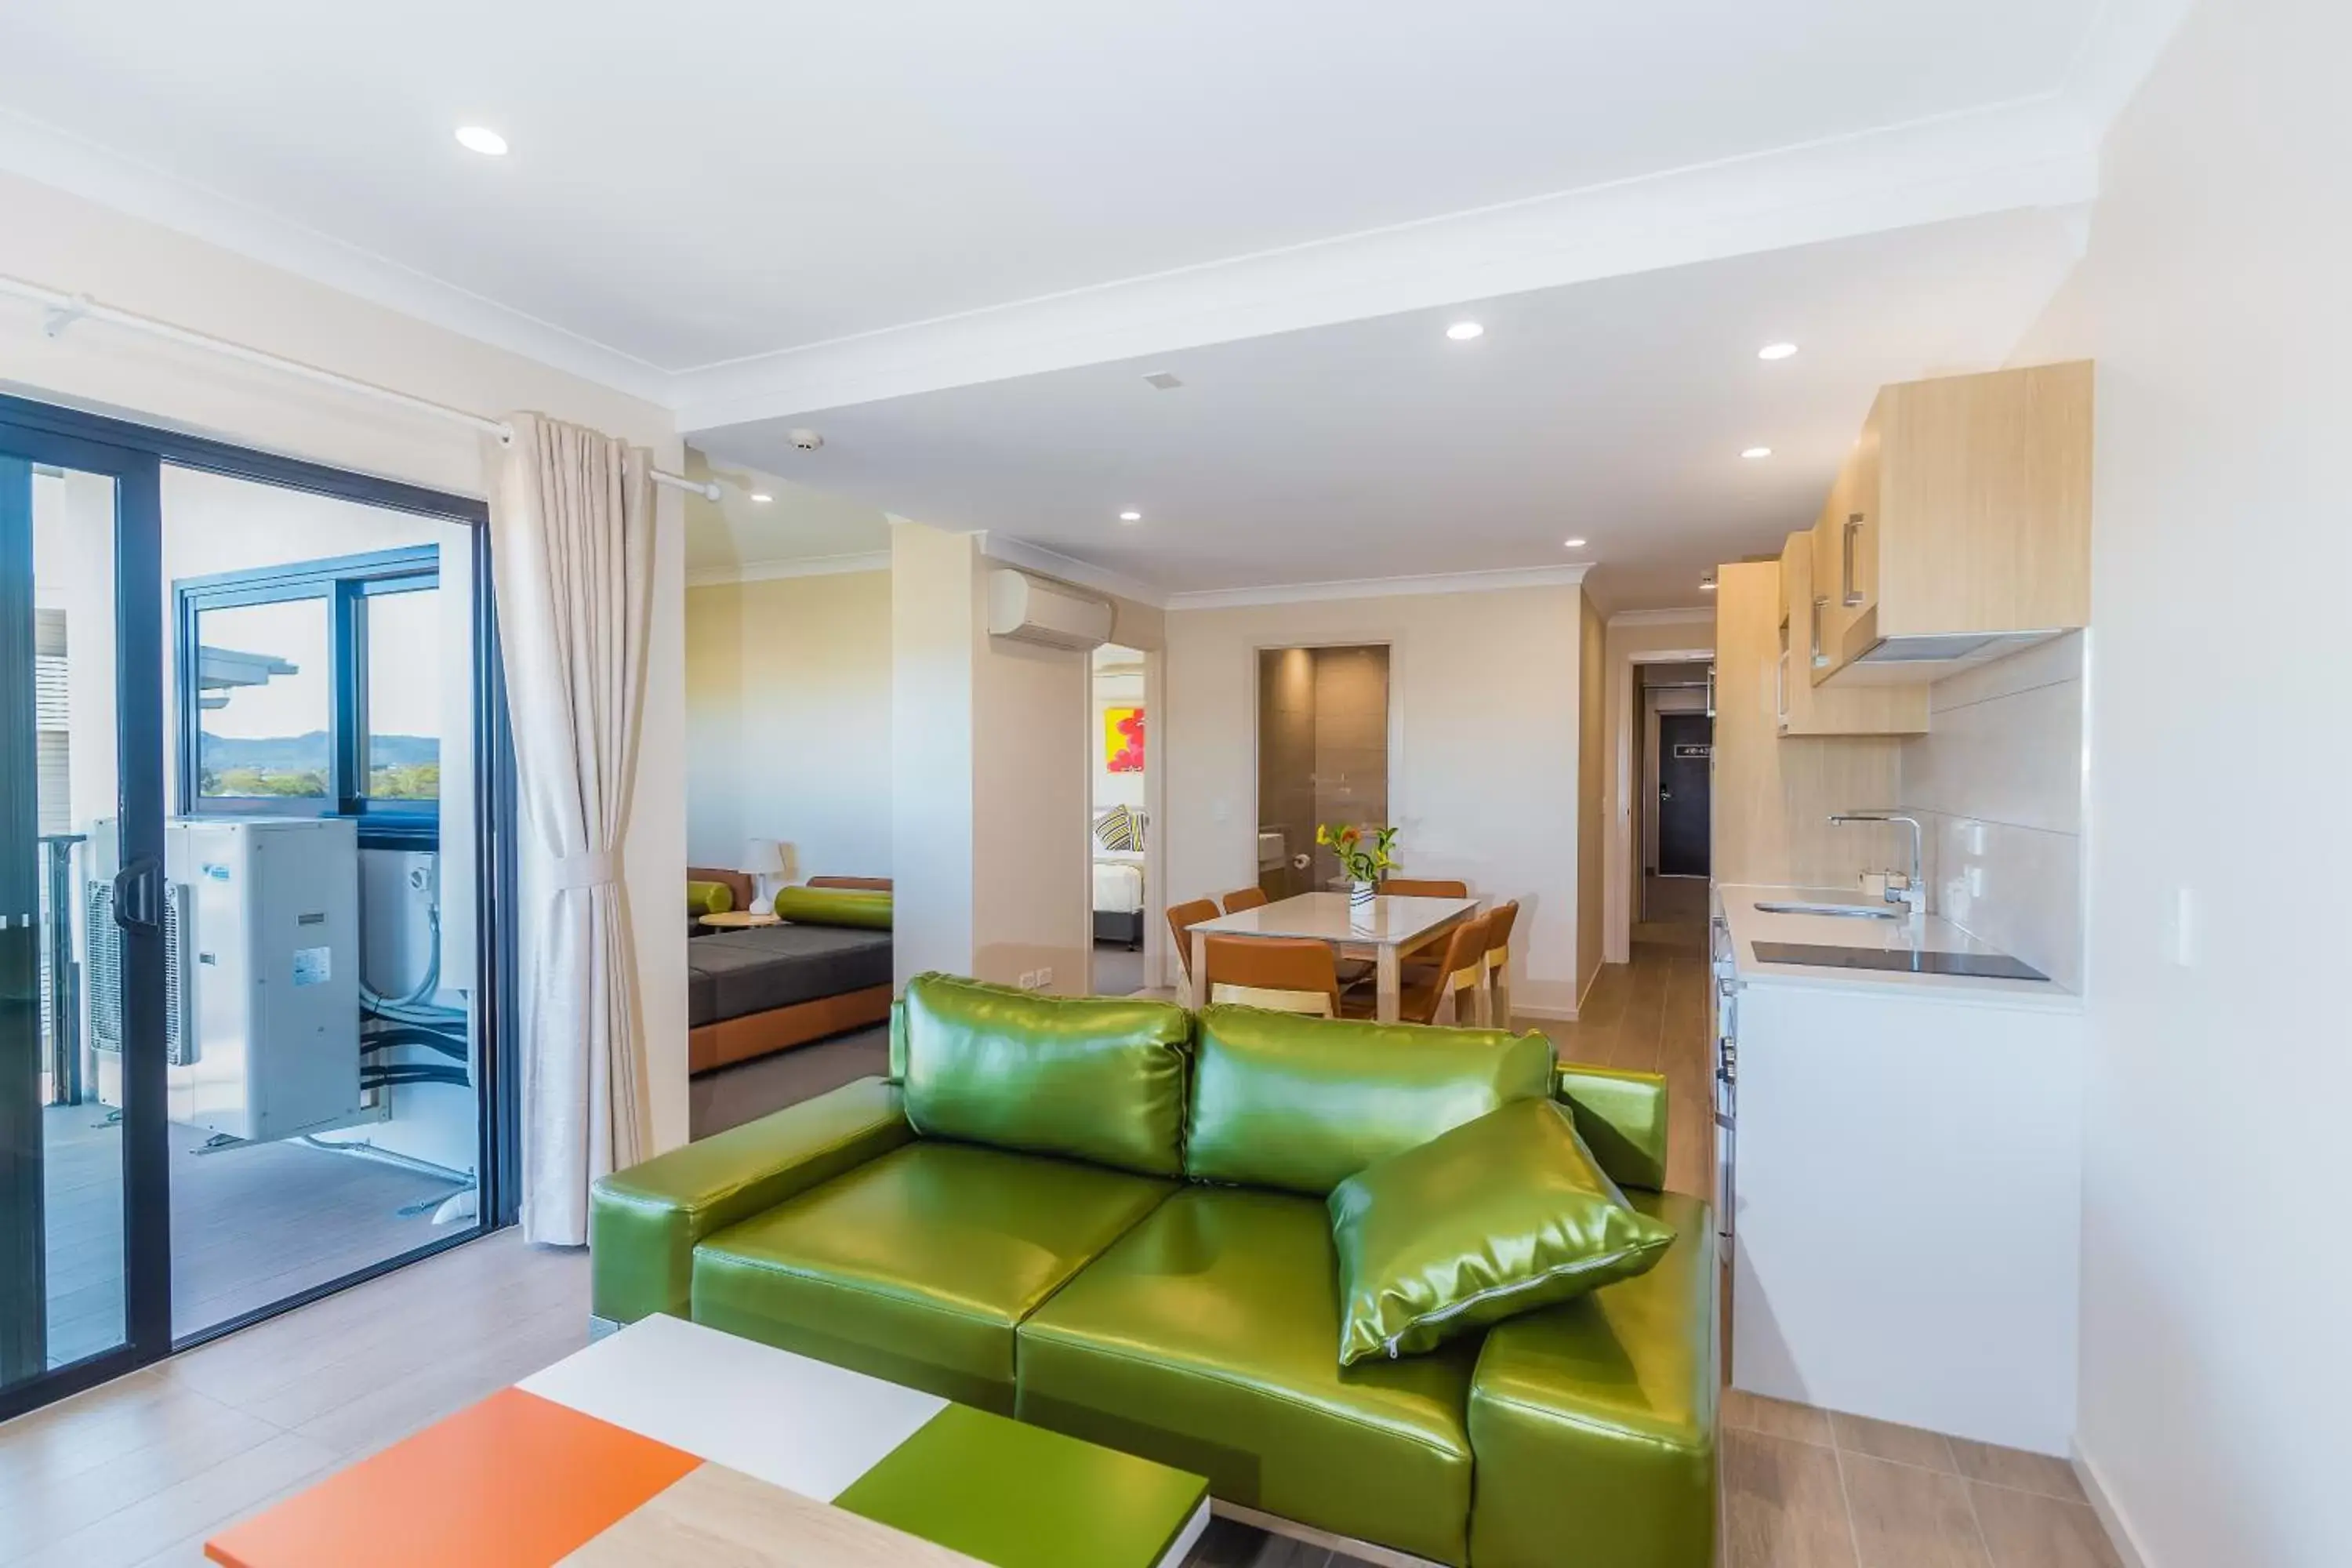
xmin=685 ymin=550 xmax=891 ymax=589
xmin=975 ymin=532 xmax=1167 ymax=608
xmin=0 ymin=107 xmax=677 ymax=406
xmin=1165 ymin=562 xmax=1592 ymax=612
xmin=674 ymin=95 xmax=2100 ymax=433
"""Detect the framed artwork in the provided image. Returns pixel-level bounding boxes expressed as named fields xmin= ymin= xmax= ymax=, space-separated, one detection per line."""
xmin=1104 ymin=705 xmax=1145 ymax=773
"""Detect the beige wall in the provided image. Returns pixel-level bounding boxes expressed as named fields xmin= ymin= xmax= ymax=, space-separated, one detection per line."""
xmin=0 ymin=169 xmax=693 ymax=1154
xmin=1575 ymin=590 xmax=1606 ymax=1002
xmin=1600 ymin=612 xmax=1715 ymax=961
xmin=1163 ymin=582 xmax=1588 ymax=1015
xmin=1999 ymin=4 xmax=2350 ymax=1563
xmin=685 ymin=570 xmax=892 ymax=884
xmin=888 ymin=524 xmax=979 ymax=985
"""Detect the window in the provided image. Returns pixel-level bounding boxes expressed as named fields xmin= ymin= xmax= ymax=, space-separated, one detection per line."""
xmin=174 ymin=545 xmax=439 ymax=843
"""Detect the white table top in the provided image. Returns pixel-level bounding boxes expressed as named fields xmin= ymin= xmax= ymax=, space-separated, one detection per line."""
xmin=522 ymin=1313 xmax=949 ymax=1503
xmin=1189 ymin=891 xmax=1476 ymax=946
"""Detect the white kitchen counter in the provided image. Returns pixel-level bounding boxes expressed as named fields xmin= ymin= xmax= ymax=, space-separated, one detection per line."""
xmin=1716 ymin=884 xmax=2079 ymax=1010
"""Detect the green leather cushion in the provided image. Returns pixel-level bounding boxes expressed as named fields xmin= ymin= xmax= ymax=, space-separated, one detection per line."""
xmin=1467 ymin=1189 xmax=1719 ymax=1568
xmin=1330 ymin=1098 xmax=1676 ymax=1365
xmin=691 ymin=1140 xmax=1172 ymax=1415
xmin=1186 ymin=1005 xmax=1555 ymax=1195
xmin=770 ymin=885 xmax=893 ymax=929
xmin=898 ymin=974 xmax=1192 ymax=1178
xmin=687 ymin=878 xmax=734 ymax=916
xmin=1017 ymin=1186 xmax=1477 ymax=1567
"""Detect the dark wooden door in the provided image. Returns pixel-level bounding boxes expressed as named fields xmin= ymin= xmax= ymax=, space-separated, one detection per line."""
xmin=1656 ymin=713 xmax=1712 ymax=877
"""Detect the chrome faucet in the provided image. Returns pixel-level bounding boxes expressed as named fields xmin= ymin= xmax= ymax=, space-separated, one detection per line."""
xmin=1828 ymin=812 xmax=1925 ymax=915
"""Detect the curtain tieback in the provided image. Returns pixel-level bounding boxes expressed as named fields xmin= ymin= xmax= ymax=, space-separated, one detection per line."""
xmin=552 ymin=850 xmax=620 ymax=891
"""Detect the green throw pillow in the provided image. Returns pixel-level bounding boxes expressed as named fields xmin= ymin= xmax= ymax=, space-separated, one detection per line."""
xmin=1328 ymin=1097 xmax=1677 ymax=1365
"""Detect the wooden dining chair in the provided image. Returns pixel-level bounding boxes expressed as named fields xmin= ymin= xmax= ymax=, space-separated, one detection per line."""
xmin=1221 ymin=886 xmax=1270 ymax=915
xmin=1203 ymin=935 xmax=1342 ymax=1018
xmin=1353 ymin=914 xmax=1490 ymax=1025
xmin=1482 ymin=900 xmax=1519 ymax=1029
xmin=1380 ymin=877 xmax=1469 ymax=899
xmin=1166 ymin=898 xmax=1220 ymax=989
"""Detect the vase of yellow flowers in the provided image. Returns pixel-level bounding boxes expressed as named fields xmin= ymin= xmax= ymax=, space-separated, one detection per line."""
xmin=1316 ymin=822 xmax=1399 ymax=909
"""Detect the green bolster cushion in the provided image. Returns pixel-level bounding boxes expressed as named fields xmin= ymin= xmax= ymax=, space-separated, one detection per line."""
xmin=771 ymin=885 xmax=894 ymax=929
xmin=1329 ymin=1098 xmax=1676 ymax=1365
xmin=1185 ymin=1006 xmax=1555 ymax=1196
xmin=687 ymin=879 xmax=734 ymax=916
xmin=896 ymin=973 xmax=1192 ymax=1178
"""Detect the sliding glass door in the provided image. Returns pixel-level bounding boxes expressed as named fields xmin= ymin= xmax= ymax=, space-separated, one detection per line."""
xmin=0 ymin=425 xmax=170 ymax=1418
xmin=0 ymin=392 xmax=515 ymax=1423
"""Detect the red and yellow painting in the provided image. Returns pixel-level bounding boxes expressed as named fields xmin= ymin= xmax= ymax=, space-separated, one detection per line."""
xmin=1104 ymin=706 xmax=1145 ymax=773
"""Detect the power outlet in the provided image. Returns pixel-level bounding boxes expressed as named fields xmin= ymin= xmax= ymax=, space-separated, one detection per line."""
xmin=1034 ymin=967 xmax=1053 ymax=989
xmin=1017 ymin=970 xmax=1052 ymax=990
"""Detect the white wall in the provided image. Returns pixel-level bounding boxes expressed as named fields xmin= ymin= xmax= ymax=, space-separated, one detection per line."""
xmin=1163 ymin=582 xmax=1587 ymax=1015
xmin=685 ymin=569 xmax=892 ymax=884
xmin=1896 ymin=633 xmax=2085 ymax=993
xmin=0 ymin=169 xmax=693 ymax=1156
xmin=888 ymin=524 xmax=978 ymax=985
xmin=2013 ymin=3 xmax=2352 ymax=1563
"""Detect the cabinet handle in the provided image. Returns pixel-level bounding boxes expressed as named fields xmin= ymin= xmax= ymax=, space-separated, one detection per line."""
xmin=1842 ymin=514 xmax=1865 ymax=608
xmin=1774 ymin=651 xmax=1788 ymax=724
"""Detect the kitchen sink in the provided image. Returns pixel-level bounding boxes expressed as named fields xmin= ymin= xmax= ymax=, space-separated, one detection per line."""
xmin=1751 ymin=900 xmax=1904 ymax=920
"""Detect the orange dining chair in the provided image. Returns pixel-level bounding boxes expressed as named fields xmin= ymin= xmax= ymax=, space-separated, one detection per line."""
xmin=1167 ymin=899 xmax=1221 ymax=990
xmin=1482 ymin=900 xmax=1519 ymax=1029
xmin=1221 ymin=886 xmax=1271 ymax=915
xmin=1352 ymin=914 xmax=1490 ymax=1025
xmin=1380 ymin=877 xmax=1469 ymax=899
xmin=1203 ymin=935 xmax=1343 ymax=1018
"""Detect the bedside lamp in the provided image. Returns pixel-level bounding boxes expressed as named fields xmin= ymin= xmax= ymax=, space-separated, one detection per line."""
xmin=745 ymin=838 xmax=795 ymax=913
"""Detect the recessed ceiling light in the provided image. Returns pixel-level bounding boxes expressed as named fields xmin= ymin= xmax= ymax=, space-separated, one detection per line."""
xmin=1446 ymin=321 xmax=1485 ymax=341
xmin=750 ymin=492 xmax=773 ymax=504
xmin=1741 ymin=446 xmax=1773 ymax=459
xmin=1563 ymin=538 xmax=1588 ymax=550
xmin=1758 ymin=342 xmax=1798 ymax=361
xmin=1119 ymin=510 xmax=1142 ymax=523
xmin=454 ymin=125 xmax=508 ymax=157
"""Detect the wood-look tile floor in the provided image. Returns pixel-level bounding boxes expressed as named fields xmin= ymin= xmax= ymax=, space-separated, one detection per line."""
xmin=1 ymin=933 xmax=2122 ymax=1568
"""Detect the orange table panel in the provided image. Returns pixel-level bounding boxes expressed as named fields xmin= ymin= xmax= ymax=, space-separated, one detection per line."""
xmin=207 ymin=1388 xmax=699 ymax=1568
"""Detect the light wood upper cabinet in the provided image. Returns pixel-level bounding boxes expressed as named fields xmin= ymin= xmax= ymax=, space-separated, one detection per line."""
xmin=1776 ymin=530 xmax=1927 ymax=736
xmin=1812 ymin=361 xmax=2092 ymax=686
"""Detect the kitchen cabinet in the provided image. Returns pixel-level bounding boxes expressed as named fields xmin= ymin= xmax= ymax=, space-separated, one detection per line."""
xmin=1776 ymin=530 xmax=1926 ymax=736
xmin=1711 ymin=561 xmax=1904 ymax=888
xmin=1811 ymin=360 xmax=2092 ymax=687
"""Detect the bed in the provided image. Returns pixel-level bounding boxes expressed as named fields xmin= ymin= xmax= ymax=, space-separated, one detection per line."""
xmin=1092 ymin=857 xmax=1145 ymax=949
xmin=686 ymin=876 xmax=895 ymax=1073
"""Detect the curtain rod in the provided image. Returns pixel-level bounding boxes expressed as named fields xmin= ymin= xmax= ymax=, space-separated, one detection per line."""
xmin=0 ymin=272 xmax=722 ymax=500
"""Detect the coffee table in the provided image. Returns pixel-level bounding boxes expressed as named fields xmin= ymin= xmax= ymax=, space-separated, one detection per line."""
xmin=205 ymin=1313 xmax=1211 ymax=1567
xmin=699 ymin=909 xmax=781 ymax=930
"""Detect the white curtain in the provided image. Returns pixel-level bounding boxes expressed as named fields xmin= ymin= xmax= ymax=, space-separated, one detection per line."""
xmin=488 ymin=413 xmax=656 ymax=1246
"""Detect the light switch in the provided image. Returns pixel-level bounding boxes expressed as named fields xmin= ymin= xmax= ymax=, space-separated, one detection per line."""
xmin=2163 ymin=888 xmax=2197 ymax=968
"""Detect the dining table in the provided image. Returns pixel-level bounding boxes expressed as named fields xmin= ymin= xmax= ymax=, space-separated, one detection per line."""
xmin=1185 ymin=891 xmax=1479 ymax=1024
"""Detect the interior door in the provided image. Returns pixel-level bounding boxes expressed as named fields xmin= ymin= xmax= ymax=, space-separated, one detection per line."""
xmin=1656 ymin=713 xmax=1713 ymax=878
xmin=0 ymin=423 xmax=169 ymax=1420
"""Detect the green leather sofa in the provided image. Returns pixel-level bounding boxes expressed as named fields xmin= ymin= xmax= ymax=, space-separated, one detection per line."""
xmin=590 ymin=975 xmax=1717 ymax=1567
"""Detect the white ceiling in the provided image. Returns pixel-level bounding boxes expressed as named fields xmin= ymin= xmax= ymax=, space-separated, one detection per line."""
xmin=682 ymin=463 xmax=890 ymax=583
xmin=699 ymin=210 xmax=2087 ymax=609
xmin=0 ymin=0 xmax=2107 ymax=376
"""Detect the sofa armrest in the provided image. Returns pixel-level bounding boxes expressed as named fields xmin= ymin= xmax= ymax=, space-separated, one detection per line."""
xmin=1468 ymin=1189 xmax=1719 ymax=1568
xmin=590 ymin=1076 xmax=911 ymax=1324
xmin=1555 ymin=1064 xmax=1669 ymax=1192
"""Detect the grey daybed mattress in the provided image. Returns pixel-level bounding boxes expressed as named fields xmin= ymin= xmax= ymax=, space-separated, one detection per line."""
xmin=686 ymin=924 xmax=895 ymax=1028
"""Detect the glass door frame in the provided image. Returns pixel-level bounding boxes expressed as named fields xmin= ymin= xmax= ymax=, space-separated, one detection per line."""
xmin=0 ymin=391 xmax=521 ymax=1423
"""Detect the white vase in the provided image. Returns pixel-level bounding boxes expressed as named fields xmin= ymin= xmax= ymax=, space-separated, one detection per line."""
xmin=1349 ymin=879 xmax=1377 ymax=910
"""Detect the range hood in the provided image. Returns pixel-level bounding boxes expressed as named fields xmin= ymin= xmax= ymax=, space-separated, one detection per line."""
xmin=1829 ymin=606 xmax=2062 ymax=685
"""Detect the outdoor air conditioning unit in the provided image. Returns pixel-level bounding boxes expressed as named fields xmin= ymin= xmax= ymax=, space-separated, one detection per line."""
xmin=985 ymin=568 xmax=1113 ymax=652
xmin=88 ymin=816 xmax=361 ymax=1143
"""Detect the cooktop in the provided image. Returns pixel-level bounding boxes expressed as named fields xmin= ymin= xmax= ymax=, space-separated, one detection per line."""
xmin=1751 ymin=942 xmax=2049 ymax=982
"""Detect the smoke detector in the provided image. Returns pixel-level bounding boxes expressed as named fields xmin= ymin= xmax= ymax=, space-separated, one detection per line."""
xmin=788 ymin=428 xmax=825 ymax=452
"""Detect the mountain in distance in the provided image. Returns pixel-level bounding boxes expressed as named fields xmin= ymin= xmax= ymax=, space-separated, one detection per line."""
xmin=201 ymin=731 xmax=438 ymax=768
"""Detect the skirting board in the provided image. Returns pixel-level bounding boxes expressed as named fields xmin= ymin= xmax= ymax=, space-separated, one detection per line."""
xmin=1510 ymin=1002 xmax=1581 ymax=1022
xmin=1210 ymin=1501 xmax=1444 ymax=1568
xmin=2074 ymin=1444 xmax=2153 ymax=1568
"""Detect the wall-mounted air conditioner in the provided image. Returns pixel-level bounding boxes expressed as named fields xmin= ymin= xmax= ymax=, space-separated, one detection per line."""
xmin=985 ymin=568 xmax=1114 ymax=652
